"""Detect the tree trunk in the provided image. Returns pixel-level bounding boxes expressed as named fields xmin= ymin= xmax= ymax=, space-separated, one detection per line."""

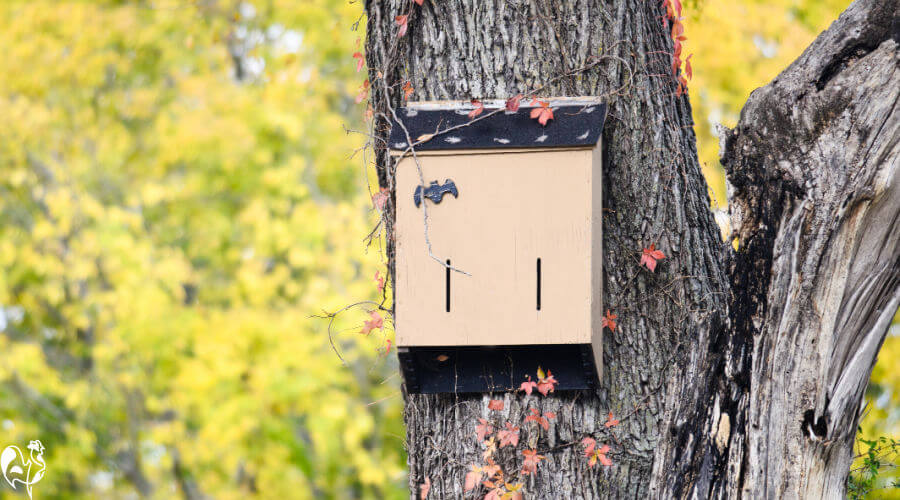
xmin=364 ymin=0 xmax=900 ymax=497
xmin=709 ymin=2 xmax=900 ymax=496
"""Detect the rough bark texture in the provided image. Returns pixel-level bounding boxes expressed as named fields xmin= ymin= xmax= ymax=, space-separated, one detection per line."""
xmin=715 ymin=2 xmax=900 ymax=496
xmin=364 ymin=0 xmax=900 ymax=498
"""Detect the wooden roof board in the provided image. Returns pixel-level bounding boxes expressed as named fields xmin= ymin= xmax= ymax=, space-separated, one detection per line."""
xmin=389 ymin=102 xmax=607 ymax=151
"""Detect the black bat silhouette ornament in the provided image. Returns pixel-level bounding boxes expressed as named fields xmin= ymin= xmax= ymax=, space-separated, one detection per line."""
xmin=414 ymin=180 xmax=458 ymax=208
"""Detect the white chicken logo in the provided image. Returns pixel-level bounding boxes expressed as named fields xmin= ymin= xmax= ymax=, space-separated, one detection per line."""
xmin=1 ymin=440 xmax=46 ymax=499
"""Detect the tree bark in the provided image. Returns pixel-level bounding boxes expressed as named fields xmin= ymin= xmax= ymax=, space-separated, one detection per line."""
xmin=364 ymin=0 xmax=900 ymax=497
xmin=710 ymin=2 xmax=900 ymax=496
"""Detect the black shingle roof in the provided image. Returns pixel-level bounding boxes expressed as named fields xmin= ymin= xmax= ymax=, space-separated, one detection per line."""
xmin=388 ymin=102 xmax=607 ymax=151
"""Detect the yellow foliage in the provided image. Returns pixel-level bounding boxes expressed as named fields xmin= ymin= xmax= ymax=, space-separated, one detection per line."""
xmin=0 ymin=1 xmax=399 ymax=498
xmin=688 ymin=0 xmax=853 ymax=206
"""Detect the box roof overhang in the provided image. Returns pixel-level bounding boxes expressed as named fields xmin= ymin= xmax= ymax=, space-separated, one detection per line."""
xmin=388 ymin=98 xmax=607 ymax=153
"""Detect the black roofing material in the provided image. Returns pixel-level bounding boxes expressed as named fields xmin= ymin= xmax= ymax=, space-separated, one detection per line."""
xmin=398 ymin=344 xmax=599 ymax=394
xmin=389 ymin=103 xmax=607 ymax=151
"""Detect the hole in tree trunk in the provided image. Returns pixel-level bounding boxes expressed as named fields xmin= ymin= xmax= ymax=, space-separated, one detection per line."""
xmin=801 ymin=409 xmax=829 ymax=439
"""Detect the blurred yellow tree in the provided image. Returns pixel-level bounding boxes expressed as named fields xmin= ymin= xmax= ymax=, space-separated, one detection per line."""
xmin=0 ymin=1 xmax=402 ymax=498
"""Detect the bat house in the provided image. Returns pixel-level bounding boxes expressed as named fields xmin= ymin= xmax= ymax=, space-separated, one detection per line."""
xmin=390 ymin=99 xmax=607 ymax=394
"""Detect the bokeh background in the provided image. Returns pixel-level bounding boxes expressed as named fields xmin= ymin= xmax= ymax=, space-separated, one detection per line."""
xmin=0 ymin=0 xmax=895 ymax=498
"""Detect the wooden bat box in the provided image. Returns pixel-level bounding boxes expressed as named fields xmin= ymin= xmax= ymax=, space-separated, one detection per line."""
xmin=390 ymin=99 xmax=607 ymax=394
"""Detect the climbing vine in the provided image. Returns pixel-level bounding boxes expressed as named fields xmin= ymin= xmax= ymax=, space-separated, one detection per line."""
xmin=317 ymin=0 xmax=699 ymax=496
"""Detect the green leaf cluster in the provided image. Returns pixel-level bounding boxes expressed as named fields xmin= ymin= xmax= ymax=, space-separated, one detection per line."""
xmin=849 ymin=434 xmax=900 ymax=499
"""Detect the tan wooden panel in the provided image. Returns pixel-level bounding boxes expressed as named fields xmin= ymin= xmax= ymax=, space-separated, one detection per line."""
xmin=589 ymin=142 xmax=604 ymax=379
xmin=395 ymin=148 xmax=598 ymax=347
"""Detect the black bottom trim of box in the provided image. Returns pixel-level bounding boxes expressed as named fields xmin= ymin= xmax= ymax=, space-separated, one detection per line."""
xmin=397 ymin=344 xmax=599 ymax=394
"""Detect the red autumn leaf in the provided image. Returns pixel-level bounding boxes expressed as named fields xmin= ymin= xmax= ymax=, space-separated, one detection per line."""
xmin=684 ymin=53 xmax=693 ymax=80
xmin=605 ymin=411 xmax=620 ymax=428
xmin=519 ymin=374 xmax=538 ymax=395
xmin=581 ymin=437 xmax=596 ymax=457
xmin=544 ymin=411 xmax=556 ymax=420
xmin=395 ymin=15 xmax=409 ymax=37
xmin=476 ymin=418 xmax=494 ymax=441
xmin=536 ymin=378 xmax=556 ymax=396
xmin=360 ymin=310 xmax=383 ymax=335
xmin=372 ymin=187 xmax=389 ymax=210
xmin=375 ymin=270 xmax=386 ymax=293
xmin=662 ymin=0 xmax=675 ymax=19
xmin=402 ymin=80 xmax=414 ymax=100
xmin=521 ymin=449 xmax=545 ymax=475
xmin=352 ymin=51 xmax=365 ymax=72
xmin=640 ymin=243 xmax=666 ymax=272
xmin=355 ymin=79 xmax=370 ymax=104
xmin=483 ymin=460 xmax=501 ymax=480
xmin=464 ymin=466 xmax=481 ymax=491
xmin=486 ymin=481 xmax=512 ymax=500
xmin=498 ymin=422 xmax=520 ymax=448
xmin=536 ymin=368 xmax=558 ymax=396
xmin=383 ymin=339 xmax=392 ymax=355
xmin=420 ymin=477 xmax=431 ymax=499
xmin=484 ymin=489 xmax=503 ymax=500
xmin=468 ymin=99 xmax=485 ymax=119
xmin=505 ymin=94 xmax=523 ymax=112
xmin=588 ymin=444 xmax=613 ymax=467
xmin=601 ymin=309 xmax=617 ymax=332
xmin=671 ymin=19 xmax=686 ymax=41
xmin=672 ymin=0 xmax=683 ymax=17
xmin=529 ymin=100 xmax=554 ymax=126
xmin=597 ymin=445 xmax=612 ymax=466
xmin=414 ymin=0 xmax=424 ymax=4
xmin=676 ymin=75 xmax=689 ymax=97
xmin=525 ymin=408 xmax=551 ymax=431
xmin=488 ymin=399 xmax=504 ymax=411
